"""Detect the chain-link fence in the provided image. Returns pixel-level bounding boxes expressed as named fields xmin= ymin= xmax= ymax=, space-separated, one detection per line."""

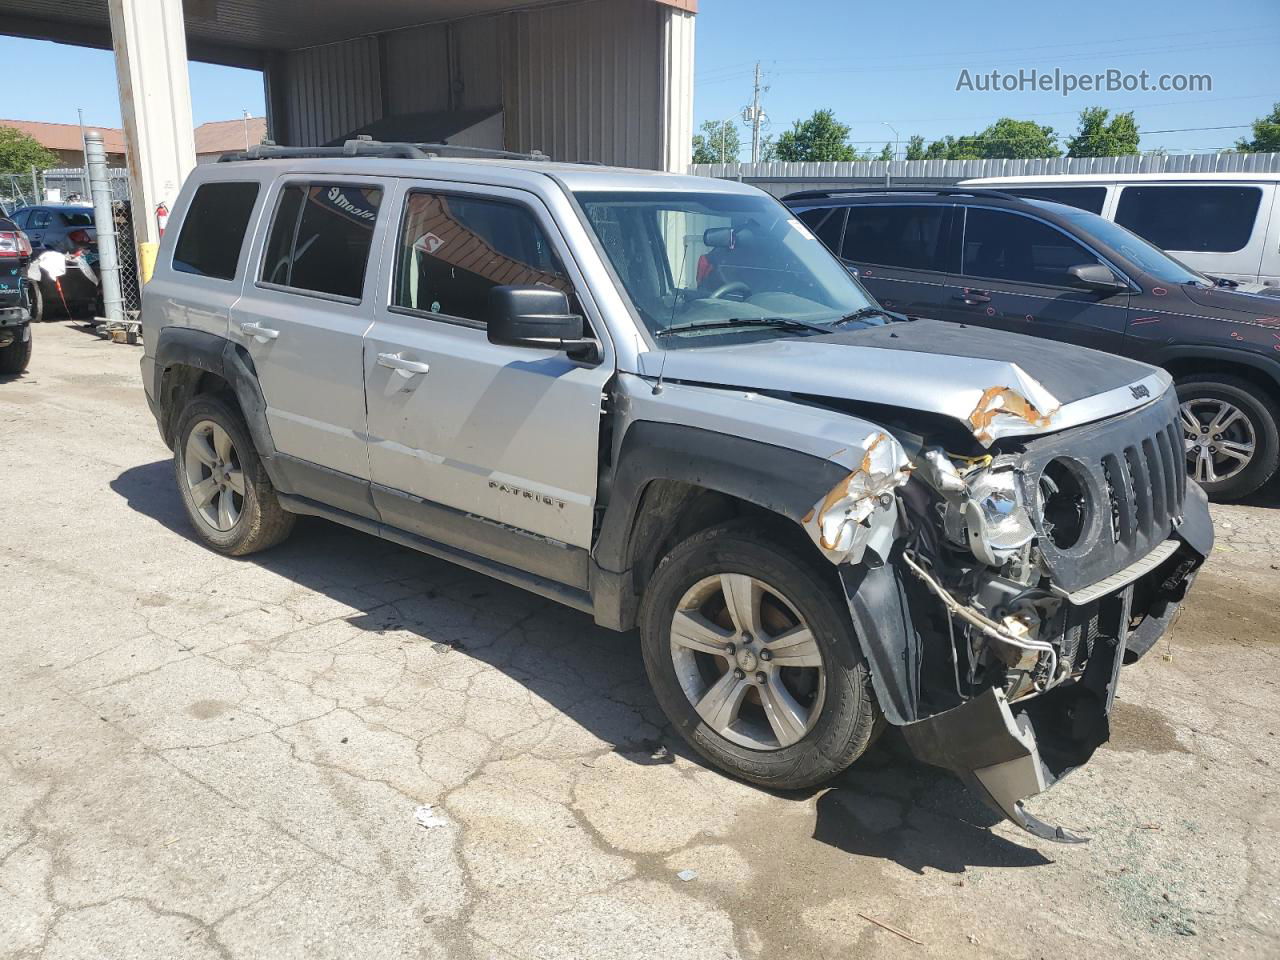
xmin=41 ymin=167 xmax=142 ymax=314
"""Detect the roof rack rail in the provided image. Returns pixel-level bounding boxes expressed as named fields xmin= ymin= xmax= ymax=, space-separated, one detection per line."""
xmin=218 ymin=137 xmax=551 ymax=164
xmin=782 ymin=185 xmax=1023 ymax=203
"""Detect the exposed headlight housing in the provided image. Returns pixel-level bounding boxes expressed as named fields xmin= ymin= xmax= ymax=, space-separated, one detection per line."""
xmin=960 ymin=468 xmax=1036 ymax=567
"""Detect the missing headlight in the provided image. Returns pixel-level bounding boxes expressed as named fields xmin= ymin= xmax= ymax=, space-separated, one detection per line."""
xmin=1039 ymin=459 xmax=1089 ymax=550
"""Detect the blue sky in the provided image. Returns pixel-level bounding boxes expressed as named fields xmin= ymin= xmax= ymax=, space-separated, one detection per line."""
xmin=0 ymin=0 xmax=1274 ymax=154
xmin=695 ymin=0 xmax=1278 ymax=157
xmin=0 ymin=37 xmax=265 ymax=128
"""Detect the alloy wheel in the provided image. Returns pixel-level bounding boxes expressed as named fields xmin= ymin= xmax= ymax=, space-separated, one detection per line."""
xmin=1179 ymin=398 xmax=1255 ymax=483
xmin=669 ymin=573 xmax=826 ymax=750
xmin=183 ymin=420 xmax=246 ymax=531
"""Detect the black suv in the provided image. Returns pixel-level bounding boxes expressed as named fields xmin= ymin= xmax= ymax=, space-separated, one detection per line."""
xmin=0 ymin=208 xmax=33 ymax=374
xmin=786 ymin=187 xmax=1280 ymax=500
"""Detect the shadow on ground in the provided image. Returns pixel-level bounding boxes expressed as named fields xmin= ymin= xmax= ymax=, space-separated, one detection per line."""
xmin=112 ymin=458 xmax=1052 ymax=874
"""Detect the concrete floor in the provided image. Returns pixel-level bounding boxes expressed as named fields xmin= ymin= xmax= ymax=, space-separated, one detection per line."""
xmin=2 ymin=323 xmax=1277 ymax=960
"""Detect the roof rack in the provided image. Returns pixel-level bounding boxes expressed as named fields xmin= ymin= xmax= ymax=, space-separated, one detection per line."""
xmin=782 ymin=186 xmax=1023 ymax=203
xmin=218 ymin=137 xmax=551 ymax=164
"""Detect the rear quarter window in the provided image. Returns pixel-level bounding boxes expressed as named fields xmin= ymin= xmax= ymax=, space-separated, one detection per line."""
xmin=1115 ymin=185 xmax=1261 ymax=253
xmin=173 ymin=182 xmax=260 ymax=281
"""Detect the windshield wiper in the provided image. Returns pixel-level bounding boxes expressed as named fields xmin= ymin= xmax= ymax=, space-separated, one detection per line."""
xmin=655 ymin=316 xmax=830 ymax=338
xmin=832 ymin=306 xmax=898 ymax=327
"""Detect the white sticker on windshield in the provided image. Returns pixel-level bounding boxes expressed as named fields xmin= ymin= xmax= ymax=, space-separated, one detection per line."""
xmin=788 ymin=218 xmax=816 ymax=240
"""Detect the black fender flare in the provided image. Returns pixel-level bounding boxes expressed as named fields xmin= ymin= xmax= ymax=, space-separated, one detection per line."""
xmin=1145 ymin=343 xmax=1280 ymax=391
xmin=152 ymin=326 xmax=287 ymax=490
xmin=590 ymin=418 xmax=846 ymax=626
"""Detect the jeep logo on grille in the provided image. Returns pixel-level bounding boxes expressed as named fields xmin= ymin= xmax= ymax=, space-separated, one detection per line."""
xmin=1129 ymin=383 xmax=1151 ymax=400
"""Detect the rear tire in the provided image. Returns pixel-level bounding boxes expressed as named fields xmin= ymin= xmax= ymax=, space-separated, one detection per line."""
xmin=0 ymin=328 xmax=31 ymax=374
xmin=1175 ymin=374 xmax=1279 ymax=501
xmin=639 ymin=522 xmax=879 ymax=790
xmin=173 ymin=394 xmax=295 ymax=555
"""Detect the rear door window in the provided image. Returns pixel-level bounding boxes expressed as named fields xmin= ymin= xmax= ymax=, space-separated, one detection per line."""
xmin=10 ymin=210 xmax=28 ymax=228
xmin=797 ymin=207 xmax=846 ymax=252
xmin=173 ymin=181 xmax=260 ymax=281
xmin=841 ymin=204 xmax=950 ymax=272
xmin=393 ymin=191 xmax=570 ymax=324
xmin=962 ymin=207 xmax=1102 ymax=286
xmin=260 ymin=182 xmax=382 ymax=300
xmin=1115 ymin=185 xmax=1261 ymax=253
xmin=1008 ymin=187 xmax=1106 ymax=215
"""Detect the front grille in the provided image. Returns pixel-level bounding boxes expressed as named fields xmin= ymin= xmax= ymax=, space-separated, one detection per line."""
xmin=1017 ymin=388 xmax=1187 ymax=596
xmin=1101 ymin=420 xmax=1186 ymax=548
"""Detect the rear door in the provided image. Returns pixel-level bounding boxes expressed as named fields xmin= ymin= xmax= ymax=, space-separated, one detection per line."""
xmin=1113 ymin=183 xmax=1269 ymax=284
xmin=836 ymin=203 xmax=957 ymax=318
xmin=937 ymin=206 xmax=1131 ymax=353
xmin=362 ymin=181 xmax=613 ymax=586
xmin=231 ymin=177 xmax=391 ymax=519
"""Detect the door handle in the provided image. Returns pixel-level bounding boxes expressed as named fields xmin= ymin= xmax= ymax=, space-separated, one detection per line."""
xmin=952 ymin=290 xmax=991 ymax=304
xmin=239 ymin=321 xmax=280 ymax=343
xmin=377 ymin=352 xmax=431 ymax=377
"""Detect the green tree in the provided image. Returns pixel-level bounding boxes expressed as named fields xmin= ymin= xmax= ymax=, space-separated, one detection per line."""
xmin=925 ymin=134 xmax=982 ymax=160
xmin=1066 ymin=107 xmax=1140 ymax=157
xmin=760 ymin=135 xmax=777 ymax=162
xmin=975 ymin=117 xmax=1060 ymax=159
xmin=1235 ymin=103 xmax=1280 ymax=153
xmin=0 ymin=126 xmax=58 ymax=177
xmin=876 ymin=142 xmax=893 ymax=162
xmin=904 ymin=135 xmax=926 ymax=161
xmin=773 ymin=109 xmax=864 ymax=162
xmin=691 ymin=119 xmax=742 ymax=164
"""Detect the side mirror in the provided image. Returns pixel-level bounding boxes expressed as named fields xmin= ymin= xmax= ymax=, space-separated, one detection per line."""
xmin=845 ymin=263 xmax=860 ymax=279
xmin=1067 ymin=263 xmax=1127 ymax=294
xmin=486 ymin=285 xmax=600 ymax=363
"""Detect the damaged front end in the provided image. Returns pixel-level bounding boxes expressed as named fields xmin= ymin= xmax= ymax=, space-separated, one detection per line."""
xmin=825 ymin=386 xmax=1212 ymax=842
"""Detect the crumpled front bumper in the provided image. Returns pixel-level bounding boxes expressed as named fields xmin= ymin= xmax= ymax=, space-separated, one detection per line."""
xmin=883 ymin=482 xmax=1214 ymax=842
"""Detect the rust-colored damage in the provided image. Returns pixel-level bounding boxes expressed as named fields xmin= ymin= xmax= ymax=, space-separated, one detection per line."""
xmin=968 ymin=386 xmax=1056 ymax=445
xmin=803 ymin=433 xmax=912 ymax=556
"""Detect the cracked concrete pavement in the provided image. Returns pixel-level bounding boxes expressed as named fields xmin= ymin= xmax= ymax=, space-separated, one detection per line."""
xmin=2 ymin=323 xmax=1278 ymax=959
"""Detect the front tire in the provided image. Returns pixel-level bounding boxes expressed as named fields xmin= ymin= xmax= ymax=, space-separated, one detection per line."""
xmin=639 ymin=522 xmax=878 ymax=790
xmin=1175 ymin=375 xmax=1280 ymax=501
xmin=173 ymin=394 xmax=295 ymax=555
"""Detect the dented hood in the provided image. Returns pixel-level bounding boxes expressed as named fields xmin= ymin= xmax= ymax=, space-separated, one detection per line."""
xmin=635 ymin=319 xmax=1169 ymax=445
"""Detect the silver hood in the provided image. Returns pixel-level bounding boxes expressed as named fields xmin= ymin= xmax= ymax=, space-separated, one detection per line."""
xmin=633 ymin=319 xmax=1170 ymax=446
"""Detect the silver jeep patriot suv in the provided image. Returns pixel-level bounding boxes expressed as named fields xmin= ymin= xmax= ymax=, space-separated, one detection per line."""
xmin=141 ymin=141 xmax=1212 ymax=841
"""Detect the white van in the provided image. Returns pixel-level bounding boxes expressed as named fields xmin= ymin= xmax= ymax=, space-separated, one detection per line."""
xmin=959 ymin=173 xmax=1280 ymax=292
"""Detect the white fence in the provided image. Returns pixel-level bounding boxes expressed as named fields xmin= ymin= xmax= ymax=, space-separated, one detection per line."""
xmin=691 ymin=152 xmax=1280 ymax=197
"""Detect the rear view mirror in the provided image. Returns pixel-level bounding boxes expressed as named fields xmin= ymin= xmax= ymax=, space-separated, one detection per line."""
xmin=703 ymin=227 xmax=735 ymax=249
xmin=1067 ymin=263 xmax=1127 ymax=294
xmin=486 ymin=286 xmax=600 ymax=363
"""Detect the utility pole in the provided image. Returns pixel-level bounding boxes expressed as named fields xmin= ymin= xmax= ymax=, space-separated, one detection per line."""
xmin=243 ymin=108 xmax=251 ymax=150
xmin=743 ymin=62 xmax=768 ymax=164
xmin=882 ymin=122 xmax=899 ymax=187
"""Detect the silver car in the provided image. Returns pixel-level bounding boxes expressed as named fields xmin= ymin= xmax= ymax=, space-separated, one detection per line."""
xmin=140 ymin=142 xmax=1213 ymax=842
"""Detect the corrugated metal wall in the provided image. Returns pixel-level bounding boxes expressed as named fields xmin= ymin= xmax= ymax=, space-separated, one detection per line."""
xmin=267 ymin=0 xmax=684 ymax=168
xmin=503 ymin=0 xmax=664 ymax=167
xmin=692 ymin=153 xmax=1280 ymax=198
xmin=281 ymin=37 xmax=382 ymax=147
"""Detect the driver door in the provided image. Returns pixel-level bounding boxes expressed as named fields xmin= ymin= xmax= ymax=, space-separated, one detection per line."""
xmin=363 ymin=182 xmax=614 ymax=588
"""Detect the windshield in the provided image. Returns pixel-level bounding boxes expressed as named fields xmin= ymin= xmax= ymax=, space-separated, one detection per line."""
xmin=1028 ymin=200 xmax=1209 ymax=287
xmin=574 ymin=190 xmax=882 ymax=345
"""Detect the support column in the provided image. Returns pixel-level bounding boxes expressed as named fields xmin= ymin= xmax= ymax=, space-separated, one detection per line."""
xmin=107 ymin=0 xmax=196 ymax=255
xmin=658 ymin=4 xmax=696 ymax=173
